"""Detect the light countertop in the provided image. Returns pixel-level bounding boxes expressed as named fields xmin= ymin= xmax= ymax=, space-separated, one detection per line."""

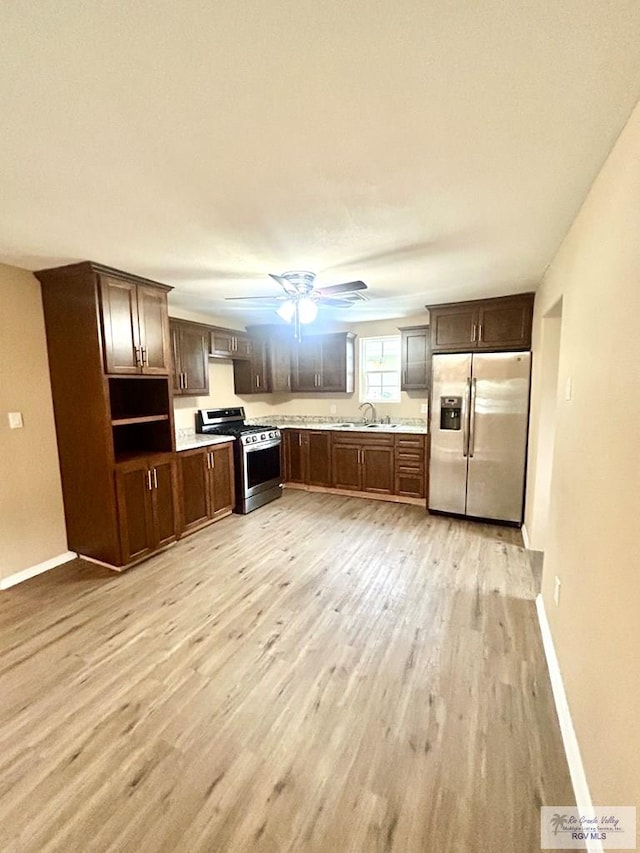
xmin=176 ymin=434 xmax=236 ymax=452
xmin=254 ymin=421 xmax=428 ymax=435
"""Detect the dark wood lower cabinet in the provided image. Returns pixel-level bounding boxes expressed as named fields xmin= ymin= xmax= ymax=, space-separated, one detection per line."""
xmin=177 ymin=442 xmax=235 ymax=536
xmin=307 ymin=431 xmax=332 ymax=486
xmin=394 ymin=435 xmax=428 ymax=499
xmin=210 ymin=444 xmax=235 ymax=515
xmin=283 ymin=429 xmax=425 ymax=500
xmin=332 ymin=436 xmax=394 ymax=494
xmin=360 ymin=446 xmax=394 ymax=494
xmin=332 ymin=444 xmax=361 ymax=490
xmin=284 ymin=430 xmax=306 ymax=484
xmin=115 ymin=454 xmax=179 ymax=565
xmin=284 ymin=430 xmax=332 ymax=486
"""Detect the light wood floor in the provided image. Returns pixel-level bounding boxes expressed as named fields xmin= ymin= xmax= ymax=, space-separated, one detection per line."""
xmin=0 ymin=490 xmax=573 ymax=853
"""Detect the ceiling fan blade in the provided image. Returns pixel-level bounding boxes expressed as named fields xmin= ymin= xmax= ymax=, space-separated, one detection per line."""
xmin=315 ymin=280 xmax=367 ymax=296
xmin=268 ymin=273 xmax=298 ymax=295
xmin=316 ymin=297 xmax=355 ymax=307
xmin=225 ymin=295 xmax=284 ymax=303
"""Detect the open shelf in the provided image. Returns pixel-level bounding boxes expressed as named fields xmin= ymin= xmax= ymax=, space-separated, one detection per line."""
xmin=109 ymin=377 xmax=171 ymax=421
xmin=111 ymin=414 xmax=169 ymax=427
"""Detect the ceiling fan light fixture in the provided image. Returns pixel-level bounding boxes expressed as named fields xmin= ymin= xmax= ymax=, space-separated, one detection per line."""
xmin=298 ymin=296 xmax=318 ymax=324
xmin=277 ymin=299 xmax=296 ymax=322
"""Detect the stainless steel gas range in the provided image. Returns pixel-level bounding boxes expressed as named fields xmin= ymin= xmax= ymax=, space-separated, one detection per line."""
xmin=196 ymin=407 xmax=282 ymax=514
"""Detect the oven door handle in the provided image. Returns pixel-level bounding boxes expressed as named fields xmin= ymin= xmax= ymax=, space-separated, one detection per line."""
xmin=243 ymin=438 xmax=281 ymax=452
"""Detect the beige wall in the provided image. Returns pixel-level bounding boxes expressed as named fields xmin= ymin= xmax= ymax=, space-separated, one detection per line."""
xmin=0 ymin=264 xmax=68 ymax=581
xmin=526 ymin=101 xmax=640 ymax=811
xmin=169 ymin=312 xmax=431 ymax=430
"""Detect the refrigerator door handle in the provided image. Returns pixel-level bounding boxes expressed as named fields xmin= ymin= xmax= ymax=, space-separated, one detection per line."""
xmin=469 ymin=377 xmax=477 ymax=458
xmin=463 ymin=377 xmax=471 ymax=457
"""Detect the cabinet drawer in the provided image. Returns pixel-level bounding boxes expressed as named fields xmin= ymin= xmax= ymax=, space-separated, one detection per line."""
xmin=331 ymin=431 xmax=393 ymax=446
xmin=395 ymin=435 xmax=426 ymax=449
xmin=396 ymin=458 xmax=424 ymax=472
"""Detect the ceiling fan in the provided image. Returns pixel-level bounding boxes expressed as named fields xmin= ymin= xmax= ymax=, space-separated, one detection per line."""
xmin=225 ymin=270 xmax=367 ymax=340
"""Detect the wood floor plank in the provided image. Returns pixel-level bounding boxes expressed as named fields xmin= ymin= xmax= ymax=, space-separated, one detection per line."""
xmin=0 ymin=490 xmax=573 ymax=852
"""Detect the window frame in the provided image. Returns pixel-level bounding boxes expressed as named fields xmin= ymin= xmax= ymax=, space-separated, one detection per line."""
xmin=358 ymin=334 xmax=402 ymax=404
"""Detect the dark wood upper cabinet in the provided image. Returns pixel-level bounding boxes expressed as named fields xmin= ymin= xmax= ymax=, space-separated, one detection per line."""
xmin=100 ymin=274 xmax=171 ymax=375
xmin=136 ymin=285 xmax=172 ymax=373
xmin=399 ymin=325 xmax=431 ymax=391
xmin=476 ymin=298 xmax=533 ymax=350
xmin=233 ymin=336 xmax=270 ymax=394
xmin=292 ymin=336 xmax=323 ymax=391
xmin=210 ymin=327 xmax=252 ymax=360
xmin=291 ymin=332 xmax=355 ymax=393
xmin=428 ymin=293 xmax=534 ymax=353
xmin=234 ymin=326 xmax=293 ymax=395
xmin=269 ymin=335 xmax=293 ymax=392
xmin=170 ymin=319 xmax=209 ymax=396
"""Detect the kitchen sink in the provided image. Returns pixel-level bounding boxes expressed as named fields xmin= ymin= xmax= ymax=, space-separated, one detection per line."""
xmin=366 ymin=423 xmax=399 ymax=428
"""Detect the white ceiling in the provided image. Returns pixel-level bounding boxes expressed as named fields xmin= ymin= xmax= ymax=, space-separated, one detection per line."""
xmin=1 ymin=1 xmax=640 ymax=325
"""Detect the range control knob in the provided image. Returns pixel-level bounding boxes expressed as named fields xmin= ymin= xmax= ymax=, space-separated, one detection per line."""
xmin=261 ymin=433 xmax=266 ymax=440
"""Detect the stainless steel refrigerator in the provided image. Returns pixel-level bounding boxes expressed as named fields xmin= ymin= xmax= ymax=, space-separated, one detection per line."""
xmin=429 ymin=351 xmax=531 ymax=524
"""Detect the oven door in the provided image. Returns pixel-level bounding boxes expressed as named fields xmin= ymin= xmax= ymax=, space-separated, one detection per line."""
xmin=242 ymin=438 xmax=282 ymax=496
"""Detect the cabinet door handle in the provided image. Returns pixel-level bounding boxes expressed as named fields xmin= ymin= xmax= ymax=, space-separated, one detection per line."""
xmin=471 ymin=323 xmax=477 ymax=342
xmin=362 ymin=449 xmax=365 ymax=464
xmin=183 ymin=372 xmax=188 ymax=389
xmin=141 ymin=346 xmax=148 ymax=367
xmin=146 ymin=469 xmax=153 ymax=490
xmin=210 ymin=452 xmax=215 ymax=469
xmin=402 ymin=370 xmax=407 ymax=385
xmin=152 ymin=467 xmax=158 ymax=489
xmin=256 ymin=374 xmax=260 ymax=389
xmin=477 ymin=322 xmax=483 ymax=342
xmin=135 ymin=346 xmax=142 ymax=367
xmin=287 ymin=374 xmax=291 ymax=389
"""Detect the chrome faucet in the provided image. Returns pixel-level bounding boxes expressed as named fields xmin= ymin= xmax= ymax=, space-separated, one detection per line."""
xmin=358 ymin=402 xmax=377 ymax=424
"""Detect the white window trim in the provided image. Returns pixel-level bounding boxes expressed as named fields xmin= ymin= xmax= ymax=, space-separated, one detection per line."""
xmin=359 ymin=334 xmax=401 ymax=404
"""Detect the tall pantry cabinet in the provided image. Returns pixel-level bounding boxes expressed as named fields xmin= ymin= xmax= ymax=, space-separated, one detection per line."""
xmin=36 ymin=262 xmax=179 ymax=570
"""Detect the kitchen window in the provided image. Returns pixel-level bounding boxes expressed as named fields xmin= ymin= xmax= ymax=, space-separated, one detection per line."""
xmin=359 ymin=336 xmax=401 ymax=403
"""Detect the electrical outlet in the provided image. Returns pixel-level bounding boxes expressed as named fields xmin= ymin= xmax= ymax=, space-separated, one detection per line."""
xmin=420 ymin=403 xmax=428 ymax=414
xmin=329 ymin=404 xmax=336 ymax=414
xmin=8 ymin=412 xmax=23 ymax=429
xmin=554 ymin=576 xmax=561 ymax=607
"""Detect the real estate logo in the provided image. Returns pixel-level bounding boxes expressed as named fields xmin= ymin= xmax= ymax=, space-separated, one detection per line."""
xmin=540 ymin=806 xmax=636 ymax=849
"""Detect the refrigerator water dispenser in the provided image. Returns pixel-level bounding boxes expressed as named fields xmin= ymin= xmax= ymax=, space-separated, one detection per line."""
xmin=440 ymin=396 xmax=462 ymax=430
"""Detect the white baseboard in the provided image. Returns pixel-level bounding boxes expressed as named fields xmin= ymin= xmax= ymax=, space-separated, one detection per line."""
xmin=536 ymin=594 xmax=602 ymax=853
xmin=521 ymin=522 xmax=531 ymax=550
xmin=0 ymin=551 xmax=76 ymax=590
